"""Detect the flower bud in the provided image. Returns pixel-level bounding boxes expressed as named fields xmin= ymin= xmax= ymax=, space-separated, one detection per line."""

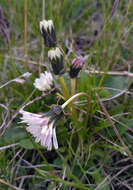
xmin=40 ymin=19 xmax=56 ymax=47
xmin=22 ymin=72 xmax=32 ymax=78
xmin=69 ymin=56 xmax=84 ymax=78
xmin=48 ymin=47 xmax=64 ymax=75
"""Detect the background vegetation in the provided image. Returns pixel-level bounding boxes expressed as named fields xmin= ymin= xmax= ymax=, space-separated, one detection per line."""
xmin=0 ymin=0 xmax=133 ymax=189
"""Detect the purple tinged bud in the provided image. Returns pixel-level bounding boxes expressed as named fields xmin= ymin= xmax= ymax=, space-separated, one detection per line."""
xmin=69 ymin=56 xmax=84 ymax=78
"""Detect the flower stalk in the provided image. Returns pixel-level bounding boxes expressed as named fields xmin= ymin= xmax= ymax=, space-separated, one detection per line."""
xmin=62 ymin=92 xmax=90 ymax=128
xmin=71 ymin=78 xmax=76 ymax=96
xmin=61 ymin=92 xmax=89 ymax=109
xmin=58 ymin=76 xmax=70 ymax=99
xmin=58 ymin=76 xmax=78 ymax=119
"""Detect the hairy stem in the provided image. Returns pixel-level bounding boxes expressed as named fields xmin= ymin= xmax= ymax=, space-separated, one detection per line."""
xmin=71 ymin=78 xmax=76 ymax=96
xmin=62 ymin=92 xmax=89 ymax=109
xmin=58 ymin=76 xmax=70 ymax=99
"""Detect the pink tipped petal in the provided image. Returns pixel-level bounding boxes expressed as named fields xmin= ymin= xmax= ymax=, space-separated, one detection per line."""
xmin=53 ymin=127 xmax=58 ymax=149
xmin=45 ymin=133 xmax=52 ymax=148
xmin=41 ymin=127 xmax=49 ymax=146
xmin=48 ymin=139 xmax=52 ymax=151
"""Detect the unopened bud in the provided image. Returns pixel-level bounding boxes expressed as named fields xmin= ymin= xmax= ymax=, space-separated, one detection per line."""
xmin=69 ymin=56 xmax=84 ymax=78
xmin=40 ymin=19 xmax=56 ymax=47
xmin=48 ymin=47 xmax=64 ymax=75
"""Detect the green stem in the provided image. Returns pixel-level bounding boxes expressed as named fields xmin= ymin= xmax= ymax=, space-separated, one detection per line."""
xmin=62 ymin=92 xmax=89 ymax=109
xmin=58 ymin=76 xmax=79 ymax=119
xmin=71 ymin=78 xmax=76 ymax=96
xmin=56 ymin=92 xmax=65 ymax=100
xmin=62 ymin=92 xmax=90 ymax=127
xmin=58 ymin=76 xmax=69 ymax=99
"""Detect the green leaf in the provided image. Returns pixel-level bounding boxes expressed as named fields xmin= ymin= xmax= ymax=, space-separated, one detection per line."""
xmin=102 ymin=144 xmax=127 ymax=156
xmin=99 ymin=89 xmax=111 ymax=98
xmin=119 ymin=43 xmax=128 ymax=60
xmin=126 ymin=119 xmax=133 ymax=128
xmin=20 ymin=139 xmax=34 ymax=150
xmin=104 ymin=76 xmax=127 ymax=96
xmin=53 ymin=157 xmax=63 ymax=166
xmin=36 ymin=168 xmax=89 ymax=190
xmin=109 ymin=104 xmax=124 ymax=115
xmin=2 ymin=126 xmax=26 ymax=145
xmin=90 ymin=120 xmax=110 ymax=136
xmin=108 ymin=123 xmax=127 ymax=137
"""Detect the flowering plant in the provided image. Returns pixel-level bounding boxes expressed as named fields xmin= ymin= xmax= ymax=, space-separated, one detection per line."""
xmin=19 ymin=19 xmax=89 ymax=151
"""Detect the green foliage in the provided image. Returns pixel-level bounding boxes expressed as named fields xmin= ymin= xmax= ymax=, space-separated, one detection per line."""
xmin=19 ymin=138 xmax=34 ymax=150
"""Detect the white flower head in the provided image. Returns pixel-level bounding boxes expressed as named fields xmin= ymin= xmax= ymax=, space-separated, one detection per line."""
xmin=40 ymin=19 xmax=54 ymax=33
xmin=33 ymin=71 xmax=54 ymax=92
xmin=48 ymin=47 xmax=64 ymax=75
xmin=19 ymin=105 xmax=63 ymax=150
xmin=48 ymin=47 xmax=63 ymax=60
xmin=40 ymin=19 xmax=56 ymax=48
